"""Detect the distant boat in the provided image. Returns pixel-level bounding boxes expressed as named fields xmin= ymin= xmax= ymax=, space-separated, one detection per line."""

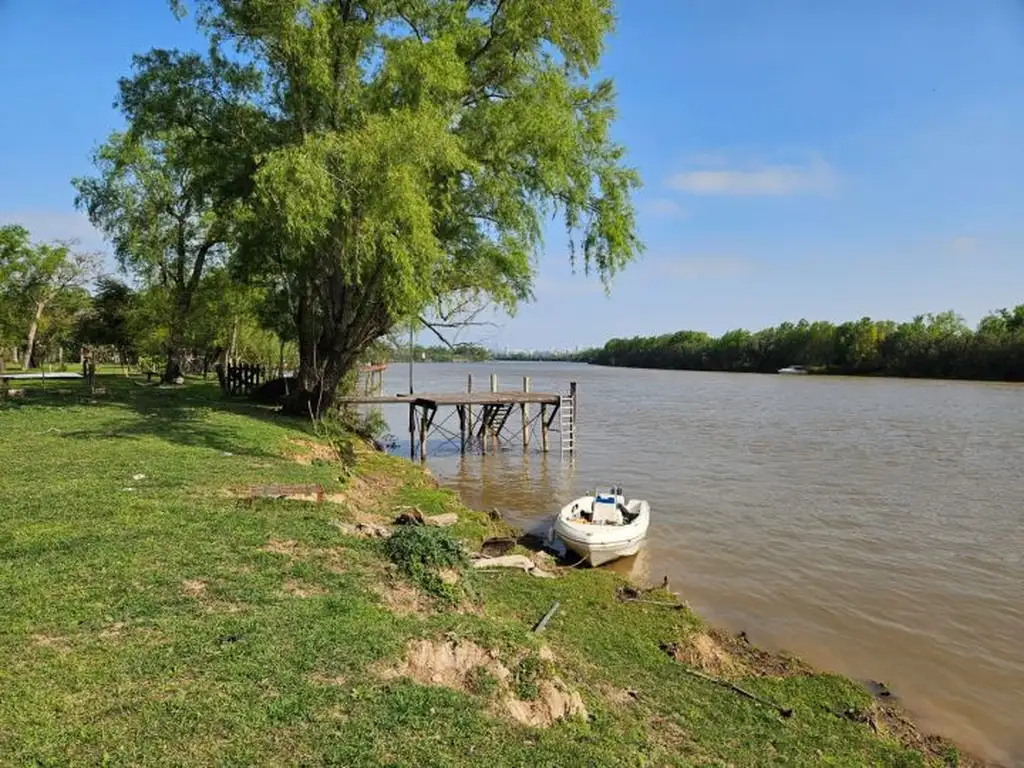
xmin=777 ymin=365 xmax=809 ymax=375
xmin=552 ymin=486 xmax=650 ymax=566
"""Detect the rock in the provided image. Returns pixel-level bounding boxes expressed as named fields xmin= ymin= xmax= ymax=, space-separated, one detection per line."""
xmin=488 ymin=507 xmax=502 ymax=521
xmin=173 ymin=376 xmax=185 ymax=385
xmin=424 ymin=513 xmax=458 ymax=527
xmin=394 ymin=507 xmax=425 ymax=526
xmin=480 ymin=537 xmax=516 ymax=557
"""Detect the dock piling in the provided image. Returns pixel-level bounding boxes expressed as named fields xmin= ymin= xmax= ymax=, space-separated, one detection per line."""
xmin=521 ymin=376 xmax=531 ymax=450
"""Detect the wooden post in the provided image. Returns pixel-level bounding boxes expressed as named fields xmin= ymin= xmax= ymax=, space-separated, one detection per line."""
xmin=521 ymin=376 xmax=531 ymax=450
xmin=488 ymin=374 xmax=498 ymax=451
xmin=458 ymin=405 xmax=467 ymax=454
xmin=409 ymin=403 xmax=416 ymax=460
xmin=466 ymin=373 xmax=474 ymax=442
xmin=540 ymin=403 xmax=549 ymax=452
xmin=419 ymin=406 xmax=428 ymax=461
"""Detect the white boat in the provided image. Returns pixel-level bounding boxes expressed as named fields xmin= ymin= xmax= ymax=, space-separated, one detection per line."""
xmin=552 ymin=486 xmax=651 ymax=566
xmin=777 ymin=365 xmax=808 ymax=375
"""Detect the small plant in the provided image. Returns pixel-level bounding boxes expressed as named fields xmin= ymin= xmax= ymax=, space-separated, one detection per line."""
xmin=384 ymin=525 xmax=473 ymax=605
xmin=513 ymin=654 xmax=549 ymax=701
xmin=467 ymin=666 xmax=500 ymax=698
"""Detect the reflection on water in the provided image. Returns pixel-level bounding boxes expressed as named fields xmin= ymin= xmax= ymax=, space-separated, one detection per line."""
xmin=368 ymin=362 xmax=1024 ymax=765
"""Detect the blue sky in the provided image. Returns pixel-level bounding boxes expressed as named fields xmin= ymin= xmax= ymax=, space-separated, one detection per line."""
xmin=2 ymin=1 xmax=1023 ymax=350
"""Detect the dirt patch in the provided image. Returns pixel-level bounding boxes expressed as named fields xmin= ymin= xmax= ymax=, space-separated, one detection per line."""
xmin=381 ymin=638 xmax=587 ymax=728
xmin=260 ymin=539 xmax=305 ymax=557
xmin=285 ymin=438 xmax=338 ymax=465
xmin=503 ymin=680 xmax=587 ymax=728
xmin=331 ymin=471 xmax=404 ymax=514
xmin=283 ymin=579 xmax=328 ymax=598
xmin=309 ymin=673 xmax=347 ymax=686
xmin=182 ymin=579 xmax=208 ymax=597
xmin=672 ymin=631 xmax=742 ymax=678
xmin=98 ymin=622 xmax=126 ymax=640
xmin=374 ymin=576 xmax=434 ymax=617
xmin=668 ymin=629 xmax=813 ymax=679
xmin=30 ymin=634 xmax=71 ymax=652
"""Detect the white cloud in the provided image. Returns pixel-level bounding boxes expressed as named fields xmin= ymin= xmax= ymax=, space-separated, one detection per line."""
xmin=0 ymin=210 xmax=109 ymax=254
xmin=658 ymin=255 xmax=756 ymax=280
xmin=639 ymin=197 xmax=687 ymax=218
xmin=947 ymin=236 xmax=979 ymax=258
xmin=668 ymin=157 xmax=837 ymax=197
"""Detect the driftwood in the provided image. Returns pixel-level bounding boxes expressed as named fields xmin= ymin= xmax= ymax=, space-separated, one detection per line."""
xmin=472 ymin=555 xmax=556 ymax=579
xmin=425 ymin=512 xmax=458 ymax=527
xmin=329 ymin=518 xmax=390 ymax=539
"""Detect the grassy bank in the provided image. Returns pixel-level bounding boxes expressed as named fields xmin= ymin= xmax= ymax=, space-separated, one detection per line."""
xmin=0 ymin=378 xmax=978 ymax=766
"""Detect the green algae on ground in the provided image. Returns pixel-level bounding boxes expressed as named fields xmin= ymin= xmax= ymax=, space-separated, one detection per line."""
xmin=0 ymin=376 xmax=980 ymax=767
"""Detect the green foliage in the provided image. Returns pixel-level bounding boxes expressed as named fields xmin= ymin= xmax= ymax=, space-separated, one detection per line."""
xmin=384 ymin=525 xmax=472 ymax=606
xmin=118 ymin=0 xmax=642 ymax=408
xmin=586 ymin=306 xmax=1024 ymax=381
xmin=512 ymin=653 xmax=549 ymax=701
xmin=466 ymin=666 xmax=500 ymax=698
xmin=0 ymin=223 xmax=98 ymax=367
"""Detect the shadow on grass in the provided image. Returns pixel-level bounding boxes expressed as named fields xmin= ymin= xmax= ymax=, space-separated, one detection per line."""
xmin=2 ymin=374 xmax=315 ymax=459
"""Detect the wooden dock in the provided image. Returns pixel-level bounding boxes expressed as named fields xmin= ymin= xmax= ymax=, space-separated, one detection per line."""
xmin=339 ymin=374 xmax=577 ymax=460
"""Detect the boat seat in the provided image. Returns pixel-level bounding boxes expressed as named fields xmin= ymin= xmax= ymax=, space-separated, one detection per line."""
xmin=592 ymin=495 xmax=622 ymax=525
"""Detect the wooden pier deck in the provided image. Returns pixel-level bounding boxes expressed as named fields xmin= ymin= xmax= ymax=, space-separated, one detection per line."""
xmin=339 ymin=375 xmax=576 ymax=459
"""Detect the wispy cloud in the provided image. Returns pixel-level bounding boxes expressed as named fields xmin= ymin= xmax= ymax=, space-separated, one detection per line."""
xmin=657 ymin=255 xmax=757 ymax=281
xmin=947 ymin=235 xmax=979 ymax=259
xmin=0 ymin=210 xmax=109 ymax=253
xmin=638 ymin=197 xmax=688 ymax=218
xmin=668 ymin=157 xmax=837 ymax=197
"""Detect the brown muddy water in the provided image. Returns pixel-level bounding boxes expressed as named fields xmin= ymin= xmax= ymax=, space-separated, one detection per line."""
xmin=370 ymin=361 xmax=1024 ymax=765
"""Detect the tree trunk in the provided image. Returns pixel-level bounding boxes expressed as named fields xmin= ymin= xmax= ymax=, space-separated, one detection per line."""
xmin=24 ymin=300 xmax=45 ymax=371
xmin=164 ymin=292 xmax=192 ymax=383
xmin=228 ymin=316 xmax=239 ymax=363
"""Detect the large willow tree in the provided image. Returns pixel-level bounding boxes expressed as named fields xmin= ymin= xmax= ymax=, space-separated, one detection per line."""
xmin=139 ymin=0 xmax=641 ymax=413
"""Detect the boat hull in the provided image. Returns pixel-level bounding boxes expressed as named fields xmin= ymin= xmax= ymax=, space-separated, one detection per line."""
xmin=553 ymin=497 xmax=651 ymax=567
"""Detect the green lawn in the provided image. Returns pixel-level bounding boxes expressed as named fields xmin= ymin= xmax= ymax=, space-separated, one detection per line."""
xmin=0 ymin=377 xmax=970 ymax=766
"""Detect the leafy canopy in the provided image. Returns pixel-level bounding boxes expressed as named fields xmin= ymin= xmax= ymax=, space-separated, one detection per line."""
xmin=158 ymin=0 xmax=642 ymax=339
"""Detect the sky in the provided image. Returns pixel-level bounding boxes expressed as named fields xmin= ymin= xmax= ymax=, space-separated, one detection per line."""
xmin=2 ymin=1 xmax=1023 ymax=351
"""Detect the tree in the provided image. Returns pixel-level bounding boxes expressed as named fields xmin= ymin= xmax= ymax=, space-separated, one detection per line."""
xmin=125 ymin=0 xmax=641 ymax=414
xmin=74 ymin=132 xmax=230 ymax=382
xmin=77 ymin=277 xmax=139 ymax=365
xmin=0 ymin=225 xmax=32 ymax=367
xmin=0 ymin=226 xmax=98 ymax=369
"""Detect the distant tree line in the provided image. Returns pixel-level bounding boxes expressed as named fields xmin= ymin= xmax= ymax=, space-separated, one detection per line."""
xmin=581 ymin=308 xmax=1024 ymax=381
xmin=492 ymin=349 xmax=587 ymax=362
xmin=0 ymin=223 xmax=298 ymax=376
xmin=382 ymin=342 xmax=491 ymax=363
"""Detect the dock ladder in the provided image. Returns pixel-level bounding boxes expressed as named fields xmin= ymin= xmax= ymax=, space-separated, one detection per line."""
xmin=559 ymin=394 xmax=575 ymax=455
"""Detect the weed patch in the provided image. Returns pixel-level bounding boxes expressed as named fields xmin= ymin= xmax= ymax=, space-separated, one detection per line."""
xmin=385 ymin=525 xmax=474 ymax=606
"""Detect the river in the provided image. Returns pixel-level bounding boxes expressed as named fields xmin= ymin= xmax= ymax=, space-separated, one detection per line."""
xmin=369 ymin=361 xmax=1024 ymax=765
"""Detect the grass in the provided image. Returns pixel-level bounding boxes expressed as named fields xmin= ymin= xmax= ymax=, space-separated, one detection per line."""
xmin=0 ymin=375 xmax=974 ymax=766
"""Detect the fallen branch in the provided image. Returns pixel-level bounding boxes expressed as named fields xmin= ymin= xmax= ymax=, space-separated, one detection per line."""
xmin=533 ymin=600 xmax=561 ymax=634
xmin=621 ymin=597 xmax=684 ymax=610
xmin=472 ymin=554 xmax=556 ymax=579
xmin=661 ymin=642 xmax=793 ymax=718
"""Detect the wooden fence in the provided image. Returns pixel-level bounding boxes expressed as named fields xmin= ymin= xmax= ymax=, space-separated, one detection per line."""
xmin=219 ymin=363 xmax=265 ymax=396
